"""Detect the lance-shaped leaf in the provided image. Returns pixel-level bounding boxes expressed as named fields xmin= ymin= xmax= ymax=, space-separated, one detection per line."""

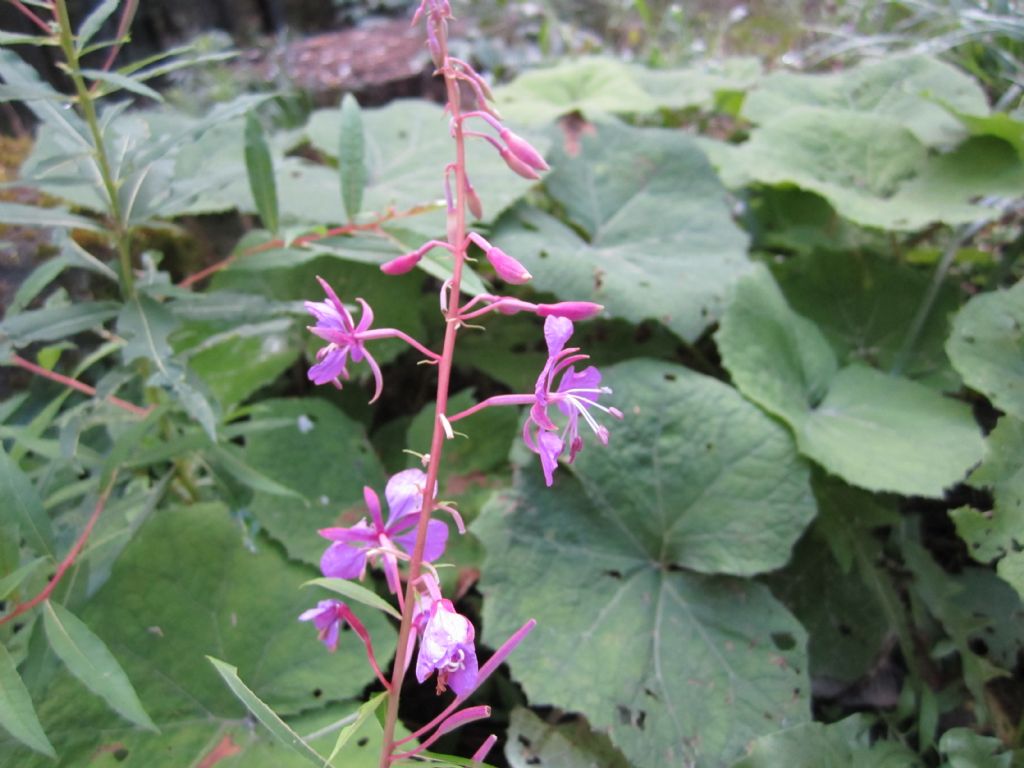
xmin=0 ymin=301 xmax=120 ymax=355
xmin=475 ymin=360 xmax=813 ymax=768
xmin=0 ymin=449 xmax=54 ymax=557
xmin=717 ymin=267 xmax=985 ymax=497
xmin=492 ymin=120 xmax=751 ymax=342
xmin=245 ymin=113 xmax=279 ymax=233
xmin=0 ymin=644 xmax=54 ymax=758
xmin=42 ymin=601 xmax=156 ymax=731
xmin=0 ymin=202 xmax=102 ymax=232
xmin=947 ymin=279 xmax=1024 ymax=421
xmin=338 ymin=93 xmax=366 ymax=222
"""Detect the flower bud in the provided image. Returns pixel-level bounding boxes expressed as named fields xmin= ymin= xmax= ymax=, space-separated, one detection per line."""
xmin=465 ymin=177 xmax=484 ymax=220
xmin=499 ymin=147 xmax=540 ymax=180
xmin=380 ymin=251 xmax=423 ymax=275
xmin=485 ymin=247 xmax=532 ymax=284
xmin=499 ymin=128 xmax=549 ymax=171
xmin=536 ymin=301 xmax=604 ymax=320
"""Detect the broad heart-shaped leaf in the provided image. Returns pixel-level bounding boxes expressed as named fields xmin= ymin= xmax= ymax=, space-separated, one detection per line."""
xmin=742 ymin=55 xmax=988 ymax=148
xmin=505 ymin=708 xmax=629 ymax=768
xmin=718 ymin=108 xmax=1024 ymax=231
xmin=772 ymin=250 xmax=960 ymax=391
xmin=950 ymin=417 xmax=1024 ymax=599
xmin=947 ymin=279 xmax=1024 ymax=421
xmin=301 ymin=99 xmax=541 ymax=230
xmin=492 ymin=121 xmax=751 ymax=342
xmin=0 ymin=503 xmax=396 ymax=765
xmin=729 ymin=715 xmax=922 ymax=768
xmin=242 ymin=398 xmax=386 ymax=566
xmin=474 ymin=360 xmax=813 ymax=768
xmin=493 ymin=57 xmax=657 ymax=124
xmin=717 ymin=267 xmax=985 ymax=497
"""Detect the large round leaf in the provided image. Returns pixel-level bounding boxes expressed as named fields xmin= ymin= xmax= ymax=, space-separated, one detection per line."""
xmin=947 ymin=279 xmax=1024 ymax=421
xmin=475 ymin=361 xmax=813 ymax=768
xmin=242 ymin=398 xmax=386 ymax=566
xmin=492 ymin=121 xmax=751 ymax=342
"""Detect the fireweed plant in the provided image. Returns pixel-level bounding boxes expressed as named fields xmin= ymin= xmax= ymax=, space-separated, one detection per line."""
xmin=295 ymin=1 xmax=621 ymax=764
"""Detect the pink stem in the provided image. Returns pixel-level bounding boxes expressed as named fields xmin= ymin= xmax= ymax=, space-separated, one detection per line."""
xmin=341 ymin=608 xmax=392 ymax=691
xmin=447 ymin=394 xmax=535 ymax=423
xmin=11 ymin=354 xmax=152 ymax=418
xmin=11 ymin=0 xmax=51 ymax=33
xmin=358 ymin=329 xmax=441 ymax=362
xmin=390 ymin=706 xmax=491 ymax=761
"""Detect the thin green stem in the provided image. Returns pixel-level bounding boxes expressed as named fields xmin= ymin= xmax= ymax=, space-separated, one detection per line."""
xmin=52 ymin=0 xmax=135 ymax=297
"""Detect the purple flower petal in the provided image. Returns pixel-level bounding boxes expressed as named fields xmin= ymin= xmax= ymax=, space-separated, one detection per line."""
xmin=321 ymin=541 xmax=368 ymax=579
xmin=393 ymin=518 xmax=448 ymax=562
xmin=543 ymin=315 xmax=573 ymax=357
xmin=308 ymin=347 xmax=349 ymax=385
xmin=446 ymin=645 xmax=479 ymax=695
xmin=537 ymin=431 xmax=563 ymax=486
xmin=385 ymin=468 xmax=428 ymax=525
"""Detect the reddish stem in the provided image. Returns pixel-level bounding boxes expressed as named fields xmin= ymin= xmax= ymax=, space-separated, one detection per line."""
xmin=10 ymin=354 xmax=152 ymax=418
xmin=0 ymin=471 xmax=118 ymax=627
xmin=178 ymin=204 xmax=436 ymax=288
xmin=10 ymin=0 xmax=51 ymax=33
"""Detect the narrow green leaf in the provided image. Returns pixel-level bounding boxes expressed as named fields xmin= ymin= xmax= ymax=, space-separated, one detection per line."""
xmin=75 ymin=0 xmax=120 ymax=51
xmin=338 ymin=93 xmax=366 ymax=221
xmin=326 ymin=691 xmax=386 ymax=764
xmin=0 ymin=643 xmax=55 ymax=758
xmin=0 ymin=30 xmax=53 ymax=46
xmin=245 ymin=113 xmax=279 ymax=233
xmin=0 ymin=301 xmax=120 ymax=353
xmin=42 ymin=600 xmax=157 ymax=731
xmin=0 ymin=449 xmax=54 ymax=558
xmin=7 ymin=254 xmax=70 ymax=316
xmin=0 ymin=201 xmax=101 ymax=231
xmin=304 ymin=578 xmax=402 ymax=620
xmin=209 ymin=445 xmax=305 ymax=501
xmin=207 ymin=656 xmax=327 ymax=768
xmin=80 ymin=68 xmax=163 ymax=102
xmin=0 ymin=557 xmax=47 ymax=600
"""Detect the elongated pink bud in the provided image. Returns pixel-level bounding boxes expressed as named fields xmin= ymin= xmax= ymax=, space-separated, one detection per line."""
xmin=437 ymin=706 xmax=491 ymax=737
xmin=381 ymin=251 xmax=423 ymax=275
xmin=537 ymin=301 xmax=604 ymax=320
xmin=499 ymin=147 xmax=540 ymax=180
xmin=465 ymin=177 xmax=484 ymax=220
xmin=472 ymin=734 xmax=498 ymax=765
xmin=486 ymin=247 xmax=531 ymax=284
xmin=499 ymin=128 xmax=549 ymax=171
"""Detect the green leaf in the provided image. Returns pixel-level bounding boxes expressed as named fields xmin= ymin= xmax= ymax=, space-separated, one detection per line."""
xmin=493 ymin=57 xmax=657 ymax=125
xmin=0 ymin=557 xmax=47 ymax=600
xmin=0 ymin=30 xmax=53 ymax=46
xmin=947 ymin=279 xmax=1024 ymax=421
xmin=0 ymin=643 xmax=54 ymax=758
xmin=42 ymin=601 xmax=156 ymax=731
xmin=7 ymin=254 xmax=71 ymax=317
xmin=951 ymin=109 xmax=1024 ymax=160
xmin=742 ymin=55 xmax=988 ymax=148
xmin=241 ymin=398 xmax=386 ymax=565
xmin=207 ymin=657 xmax=326 ymax=768
xmin=938 ymin=728 xmax=1021 ymax=768
xmin=245 ymin=113 xmax=279 ymax=233
xmin=81 ymin=69 xmax=164 ymax=102
xmin=729 ymin=715 xmax=922 ymax=768
xmin=493 ymin=120 xmax=750 ymax=342
xmin=0 ymin=301 xmax=119 ymax=353
xmin=475 ymin=360 xmax=813 ymax=768
xmin=717 ymin=267 xmax=985 ymax=497
xmin=720 ymin=110 xmax=1024 ymax=231
xmin=0 ymin=449 xmax=54 ymax=557
xmin=0 ymin=201 xmax=101 ymax=232
xmin=208 ymin=445 xmax=305 ymax=501
xmin=325 ymin=691 xmax=385 ymax=765
xmin=304 ymin=578 xmax=401 ymax=620
xmin=338 ymin=94 xmax=366 ymax=222
xmin=505 ymin=708 xmax=629 ymax=768
xmin=76 ymin=0 xmax=121 ymax=51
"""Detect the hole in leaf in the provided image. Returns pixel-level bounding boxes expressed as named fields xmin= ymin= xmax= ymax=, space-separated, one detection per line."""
xmin=114 ymin=748 xmax=129 ymax=761
xmin=527 ymin=758 xmax=541 ymax=766
xmin=539 ymin=250 xmax=549 ymax=259
xmin=616 ymin=705 xmax=631 ymax=725
xmin=517 ymin=735 xmax=532 ymax=747
xmin=636 ymin=710 xmax=646 ymax=730
xmin=313 ymin=688 xmax=322 ymax=698
xmin=357 ymin=736 xmax=369 ymax=747
xmin=663 ymin=373 xmax=677 ymax=381
xmin=838 ymin=623 xmax=852 ymax=637
xmin=604 ymin=569 xmax=623 ymax=579
xmin=644 ymin=687 xmax=659 ymax=701
xmin=705 ymin=443 xmax=713 ymax=451
xmin=771 ymin=632 xmax=796 ymax=651
xmin=969 ymin=637 xmax=989 ymax=656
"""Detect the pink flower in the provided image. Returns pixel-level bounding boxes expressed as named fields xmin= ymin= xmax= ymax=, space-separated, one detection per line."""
xmin=298 ymin=599 xmax=349 ymax=652
xmin=415 ymin=598 xmax=479 ymax=696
